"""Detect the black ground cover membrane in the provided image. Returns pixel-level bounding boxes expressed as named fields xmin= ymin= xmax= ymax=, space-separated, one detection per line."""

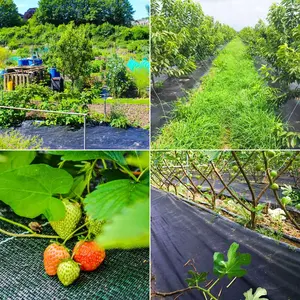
xmin=0 ymin=120 xmax=149 ymax=149
xmin=151 ymin=58 xmax=213 ymax=138
xmin=0 ymin=204 xmax=149 ymax=300
xmin=151 ymin=188 xmax=300 ymax=300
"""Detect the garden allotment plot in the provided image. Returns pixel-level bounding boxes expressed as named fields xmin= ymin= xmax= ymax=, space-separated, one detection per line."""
xmin=0 ymin=0 xmax=150 ymax=150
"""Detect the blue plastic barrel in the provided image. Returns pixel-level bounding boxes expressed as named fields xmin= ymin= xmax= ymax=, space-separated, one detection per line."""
xmin=35 ymin=59 xmax=43 ymax=65
xmin=50 ymin=68 xmax=60 ymax=78
xmin=50 ymin=68 xmax=57 ymax=78
xmin=0 ymin=69 xmax=6 ymax=79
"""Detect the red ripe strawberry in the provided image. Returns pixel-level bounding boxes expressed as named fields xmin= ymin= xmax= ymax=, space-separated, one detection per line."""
xmin=44 ymin=243 xmax=70 ymax=276
xmin=73 ymin=241 xmax=105 ymax=271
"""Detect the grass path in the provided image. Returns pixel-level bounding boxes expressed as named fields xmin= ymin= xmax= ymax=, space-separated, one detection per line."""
xmin=153 ymin=38 xmax=285 ymax=149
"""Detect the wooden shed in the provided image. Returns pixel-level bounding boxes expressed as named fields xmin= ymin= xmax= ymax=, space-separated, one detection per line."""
xmin=3 ymin=66 xmax=47 ymax=91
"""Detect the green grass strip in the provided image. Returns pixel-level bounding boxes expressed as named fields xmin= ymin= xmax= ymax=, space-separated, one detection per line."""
xmin=154 ymin=38 xmax=284 ymax=149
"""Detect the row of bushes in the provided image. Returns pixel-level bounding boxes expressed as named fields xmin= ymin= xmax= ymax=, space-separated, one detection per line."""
xmin=0 ymin=21 xmax=149 ymax=50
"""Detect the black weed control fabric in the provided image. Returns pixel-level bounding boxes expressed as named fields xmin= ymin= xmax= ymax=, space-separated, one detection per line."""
xmin=0 ymin=121 xmax=149 ymax=149
xmin=151 ymin=188 xmax=300 ymax=300
xmin=0 ymin=205 xmax=149 ymax=300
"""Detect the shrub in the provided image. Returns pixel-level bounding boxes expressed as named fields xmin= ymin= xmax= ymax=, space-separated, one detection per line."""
xmin=110 ymin=105 xmax=129 ymax=128
xmin=106 ymin=54 xmax=131 ymax=98
xmin=0 ymin=130 xmax=43 ymax=149
xmin=130 ymin=68 xmax=149 ymax=97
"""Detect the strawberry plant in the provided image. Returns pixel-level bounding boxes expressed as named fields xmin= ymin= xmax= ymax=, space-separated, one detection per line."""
xmin=0 ymin=150 xmax=149 ymax=286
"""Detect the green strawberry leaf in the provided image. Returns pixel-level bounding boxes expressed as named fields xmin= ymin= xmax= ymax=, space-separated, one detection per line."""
xmin=0 ymin=151 xmax=36 ymax=174
xmin=96 ymin=200 xmax=149 ymax=249
xmin=65 ymin=175 xmax=86 ymax=198
xmin=186 ymin=270 xmax=208 ymax=287
xmin=0 ymin=164 xmax=73 ymax=221
xmin=213 ymin=242 xmax=251 ymax=279
xmin=243 ymin=288 xmax=269 ymax=300
xmin=49 ymin=151 xmax=127 ymax=165
xmin=125 ymin=152 xmax=150 ymax=169
xmin=84 ymin=179 xmax=149 ymax=220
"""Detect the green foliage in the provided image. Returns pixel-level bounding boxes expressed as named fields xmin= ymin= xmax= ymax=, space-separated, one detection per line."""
xmin=0 ymin=131 xmax=43 ymax=149
xmin=37 ymin=0 xmax=134 ymax=27
xmin=244 ymin=288 xmax=269 ymax=300
xmin=154 ymin=39 xmax=295 ymax=149
xmin=151 ymin=0 xmax=236 ymax=77
xmin=106 ymin=54 xmax=131 ymax=97
xmin=0 ymin=164 xmax=73 ymax=220
xmin=213 ymin=242 xmax=251 ymax=279
xmin=97 ymin=200 xmax=149 ymax=249
xmin=0 ymin=151 xmax=149 ymax=250
xmin=130 ymin=68 xmax=149 ymax=97
xmin=239 ymin=0 xmax=300 ymax=95
xmin=0 ymin=151 xmax=36 ymax=173
xmin=185 ymin=271 xmax=208 ymax=287
xmin=53 ymin=151 xmax=127 ymax=165
xmin=47 ymin=22 xmax=93 ymax=87
xmin=0 ymin=0 xmax=22 ymax=27
xmin=0 ymin=47 xmax=9 ymax=68
xmin=109 ymin=105 xmax=130 ymax=128
xmin=84 ymin=178 xmax=149 ymax=220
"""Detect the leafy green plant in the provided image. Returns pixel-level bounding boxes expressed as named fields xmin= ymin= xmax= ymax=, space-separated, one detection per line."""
xmin=0 ymin=130 xmax=43 ymax=149
xmin=152 ymin=242 xmax=268 ymax=300
xmin=0 ymin=151 xmax=149 ymax=250
xmin=130 ymin=68 xmax=149 ymax=98
xmin=106 ymin=54 xmax=131 ymax=98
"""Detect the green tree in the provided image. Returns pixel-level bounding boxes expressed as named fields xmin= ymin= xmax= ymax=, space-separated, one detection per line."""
xmin=37 ymin=0 xmax=134 ymax=26
xmin=48 ymin=23 xmax=93 ymax=88
xmin=0 ymin=0 xmax=22 ymax=28
xmin=151 ymin=0 xmax=235 ymax=78
xmin=106 ymin=54 xmax=130 ymax=97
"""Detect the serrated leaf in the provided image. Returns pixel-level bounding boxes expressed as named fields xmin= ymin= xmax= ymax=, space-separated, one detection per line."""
xmin=0 ymin=151 xmax=36 ymax=174
xmin=96 ymin=200 xmax=149 ymax=249
xmin=49 ymin=151 xmax=127 ymax=165
xmin=213 ymin=242 xmax=251 ymax=279
xmin=0 ymin=164 xmax=73 ymax=221
xmin=243 ymin=288 xmax=269 ymax=300
xmin=84 ymin=179 xmax=149 ymax=220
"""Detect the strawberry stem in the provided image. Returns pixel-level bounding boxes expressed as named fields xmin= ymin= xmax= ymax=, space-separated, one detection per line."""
xmin=0 ymin=216 xmax=35 ymax=233
xmin=62 ymin=222 xmax=89 ymax=245
xmin=0 ymin=228 xmax=59 ymax=239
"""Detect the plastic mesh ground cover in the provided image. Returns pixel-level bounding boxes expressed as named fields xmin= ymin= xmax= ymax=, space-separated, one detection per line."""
xmin=151 ymin=188 xmax=300 ymax=300
xmin=0 ymin=206 xmax=149 ymax=300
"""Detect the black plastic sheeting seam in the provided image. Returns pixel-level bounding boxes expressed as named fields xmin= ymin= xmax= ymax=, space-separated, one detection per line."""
xmin=151 ymin=188 xmax=300 ymax=300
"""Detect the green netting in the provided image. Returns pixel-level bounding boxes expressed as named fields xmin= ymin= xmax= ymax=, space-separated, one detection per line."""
xmin=0 ymin=204 xmax=149 ymax=300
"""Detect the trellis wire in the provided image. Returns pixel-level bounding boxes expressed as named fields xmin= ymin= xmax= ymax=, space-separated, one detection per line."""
xmin=0 ymin=106 xmax=87 ymax=149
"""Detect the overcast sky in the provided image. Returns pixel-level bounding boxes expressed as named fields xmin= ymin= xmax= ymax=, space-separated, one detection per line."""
xmin=14 ymin=0 xmax=149 ymax=20
xmin=195 ymin=0 xmax=280 ymax=31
